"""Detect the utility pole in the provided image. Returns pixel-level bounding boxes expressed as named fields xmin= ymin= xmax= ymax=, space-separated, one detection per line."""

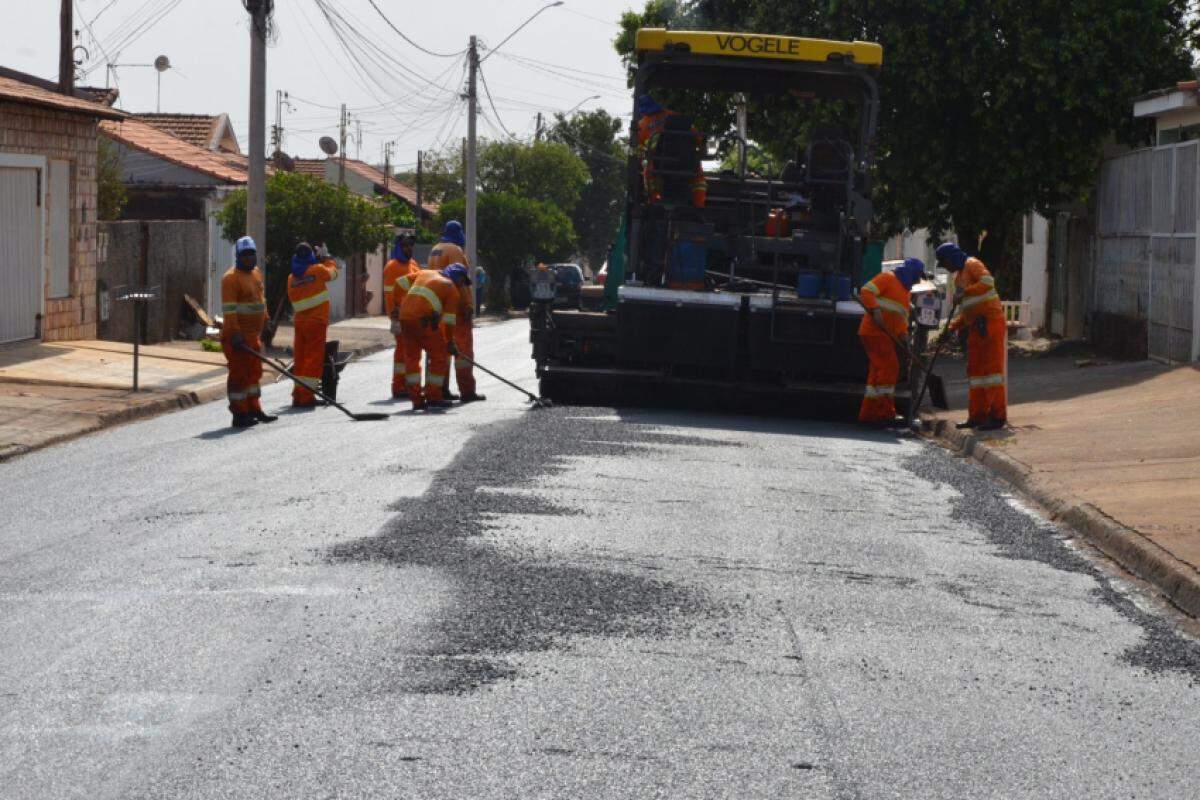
xmin=465 ymin=35 xmax=479 ymax=268
xmin=246 ymin=0 xmax=270 ymax=277
xmin=382 ymin=141 xmax=394 ymax=193
xmin=59 ymin=0 xmax=74 ymax=95
xmin=338 ymin=103 xmax=348 ymax=185
xmin=415 ymin=150 xmax=423 ymax=225
xmin=271 ymin=89 xmax=289 ymax=156
xmin=535 ymin=112 xmax=543 ymax=141
xmin=355 ymin=118 xmax=363 ymax=160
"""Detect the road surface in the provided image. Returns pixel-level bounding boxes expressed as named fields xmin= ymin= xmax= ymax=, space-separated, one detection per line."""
xmin=2 ymin=319 xmax=1198 ymax=798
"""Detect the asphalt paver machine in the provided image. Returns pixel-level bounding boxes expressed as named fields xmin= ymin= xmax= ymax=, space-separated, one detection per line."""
xmin=531 ymin=29 xmax=893 ymax=408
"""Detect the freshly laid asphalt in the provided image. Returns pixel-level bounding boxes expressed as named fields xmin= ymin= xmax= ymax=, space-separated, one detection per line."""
xmin=1 ymin=319 xmax=1198 ymax=798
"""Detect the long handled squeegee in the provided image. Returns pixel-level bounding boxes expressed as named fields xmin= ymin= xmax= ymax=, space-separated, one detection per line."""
xmin=239 ymin=344 xmax=390 ymax=421
xmin=455 ymin=353 xmax=552 ymax=408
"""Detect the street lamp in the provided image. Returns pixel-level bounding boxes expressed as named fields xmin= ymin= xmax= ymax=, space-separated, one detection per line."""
xmin=564 ymin=95 xmax=602 ymax=114
xmin=479 ymin=1 xmax=564 ymax=63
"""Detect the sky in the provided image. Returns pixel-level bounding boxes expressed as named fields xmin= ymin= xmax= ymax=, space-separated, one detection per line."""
xmin=8 ymin=0 xmax=640 ymax=168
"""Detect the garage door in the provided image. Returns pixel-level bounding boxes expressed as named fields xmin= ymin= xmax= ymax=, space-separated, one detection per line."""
xmin=0 ymin=167 xmax=42 ymax=342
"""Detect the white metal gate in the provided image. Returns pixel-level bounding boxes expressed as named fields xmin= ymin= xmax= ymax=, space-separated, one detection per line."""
xmin=0 ymin=166 xmax=43 ymax=343
xmin=1096 ymin=141 xmax=1198 ymax=362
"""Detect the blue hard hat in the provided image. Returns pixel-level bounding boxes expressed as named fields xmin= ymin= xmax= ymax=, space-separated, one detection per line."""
xmin=235 ymin=236 xmax=257 ymax=255
xmin=441 ymin=263 xmax=471 ymax=286
xmin=936 ymin=242 xmax=968 ymax=271
xmin=636 ymin=94 xmax=663 ymax=116
xmin=441 ymin=220 xmax=466 ymax=247
xmin=894 ymin=257 xmax=927 ymax=289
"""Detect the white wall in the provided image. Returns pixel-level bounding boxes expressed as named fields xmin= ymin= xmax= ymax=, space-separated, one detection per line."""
xmin=1020 ymin=213 xmax=1050 ymax=331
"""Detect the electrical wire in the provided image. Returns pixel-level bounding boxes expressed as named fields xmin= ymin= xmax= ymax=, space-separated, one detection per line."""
xmin=363 ymin=0 xmax=466 ymax=59
xmin=477 ymin=63 xmax=516 ymax=139
xmin=478 ymin=1 xmax=562 ymax=63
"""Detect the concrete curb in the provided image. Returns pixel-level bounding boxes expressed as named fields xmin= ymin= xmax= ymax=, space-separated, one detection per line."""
xmin=0 ymin=381 xmax=227 ymax=464
xmin=921 ymin=416 xmax=1200 ymax=619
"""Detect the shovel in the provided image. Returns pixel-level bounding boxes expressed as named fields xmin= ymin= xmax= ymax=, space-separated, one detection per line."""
xmin=855 ymin=297 xmax=949 ymax=412
xmin=911 ymin=290 xmax=962 ymax=421
xmin=239 ymin=343 xmax=390 ymax=421
xmin=455 ymin=352 xmax=553 ymax=408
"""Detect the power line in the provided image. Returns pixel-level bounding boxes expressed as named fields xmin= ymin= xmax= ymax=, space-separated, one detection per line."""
xmin=477 ymin=63 xmax=516 ymax=138
xmin=478 ymin=1 xmax=562 ymax=63
xmin=364 ymin=0 xmax=466 ymax=59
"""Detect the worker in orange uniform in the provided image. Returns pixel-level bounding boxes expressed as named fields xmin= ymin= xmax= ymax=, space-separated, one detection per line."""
xmin=220 ymin=236 xmax=276 ymax=428
xmin=427 ymin=221 xmax=485 ymax=403
xmin=286 ymin=241 xmax=340 ymax=408
xmin=936 ymin=242 xmax=1007 ymax=431
xmin=636 ymin=94 xmax=707 ymax=207
xmin=398 ymin=264 xmax=471 ymax=411
xmin=384 ymin=233 xmax=421 ymax=399
xmin=857 ymin=258 xmax=926 ymax=424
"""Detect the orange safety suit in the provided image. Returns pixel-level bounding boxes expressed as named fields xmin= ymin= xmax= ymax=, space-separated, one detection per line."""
xmin=398 ymin=270 xmax=460 ymax=407
xmin=637 ymin=108 xmax=707 ymax=208
xmin=219 ymin=266 xmax=267 ymax=415
xmin=287 ymin=258 xmax=339 ymax=406
xmin=857 ymin=270 xmax=911 ymax=423
xmin=949 ymin=257 xmax=1007 ymax=424
xmin=427 ymin=242 xmax=476 ymax=397
xmin=384 ymin=256 xmax=422 ymax=395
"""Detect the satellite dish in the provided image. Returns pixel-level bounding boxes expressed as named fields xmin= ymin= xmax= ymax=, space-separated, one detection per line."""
xmin=154 ymin=55 xmax=171 ymax=72
xmin=318 ymin=136 xmax=339 ymax=156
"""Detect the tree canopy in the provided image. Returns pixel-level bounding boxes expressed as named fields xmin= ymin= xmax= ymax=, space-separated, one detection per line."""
xmin=616 ymin=0 xmax=1195 ymax=284
xmin=438 ymin=193 xmax=575 ymax=309
xmin=548 ymin=109 xmax=628 ymax=271
xmin=217 ymin=171 xmax=392 ymax=307
xmin=478 ymin=139 xmax=589 ymax=213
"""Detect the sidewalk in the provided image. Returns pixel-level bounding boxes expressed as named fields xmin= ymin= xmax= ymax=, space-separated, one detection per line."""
xmin=924 ymin=346 xmax=1200 ymax=615
xmin=0 ymin=339 xmax=233 ymax=461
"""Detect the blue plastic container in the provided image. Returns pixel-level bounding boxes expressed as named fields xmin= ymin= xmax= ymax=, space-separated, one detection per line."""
xmin=796 ymin=270 xmax=823 ymax=299
xmin=667 ymin=240 xmax=707 ymax=288
xmin=827 ymin=272 xmax=852 ymax=301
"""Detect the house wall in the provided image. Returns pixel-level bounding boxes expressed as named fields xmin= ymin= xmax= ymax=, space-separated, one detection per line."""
xmin=97 ymin=219 xmax=208 ymax=344
xmin=1021 ymin=213 xmax=1050 ymax=330
xmin=0 ymin=101 xmax=100 ymax=341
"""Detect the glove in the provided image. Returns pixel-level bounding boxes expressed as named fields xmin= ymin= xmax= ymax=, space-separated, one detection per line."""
xmin=389 ymin=320 xmax=402 ymax=335
xmin=957 ymin=326 xmax=969 ymax=350
xmin=974 ymin=316 xmax=988 ymax=337
xmin=870 ymin=308 xmax=885 ymax=330
xmin=315 ymin=243 xmax=330 ymax=259
xmin=230 ymin=330 xmax=246 ymax=349
xmin=447 ymin=340 xmax=459 ymax=356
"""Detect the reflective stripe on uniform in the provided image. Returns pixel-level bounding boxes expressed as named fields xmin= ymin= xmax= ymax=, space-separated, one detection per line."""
xmin=426 ymin=373 xmax=446 ymax=387
xmin=876 ymin=297 xmax=909 ymax=317
xmin=294 ymin=376 xmax=320 ymax=388
xmin=455 ymin=356 xmax=469 ymax=371
xmin=396 ymin=276 xmax=412 ymax=291
xmin=863 ymin=384 xmax=895 ymax=398
xmin=405 ymin=373 xmax=421 ymax=385
xmin=862 ymin=281 xmax=880 ymax=295
xmin=222 ymin=302 xmax=239 ymax=314
xmin=969 ymin=373 xmax=1006 ymax=388
xmin=393 ymin=363 xmax=406 ymax=374
xmin=291 ymin=291 xmax=330 ymax=312
xmin=246 ymin=384 xmax=261 ymax=396
xmin=228 ymin=390 xmax=248 ymax=401
xmin=978 ymin=275 xmax=995 ymax=287
xmin=442 ymin=313 xmax=457 ymax=325
xmin=961 ymin=290 xmax=1000 ymax=309
xmin=409 ymin=285 xmax=442 ymax=314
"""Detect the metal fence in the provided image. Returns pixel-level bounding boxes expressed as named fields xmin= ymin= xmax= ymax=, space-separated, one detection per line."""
xmin=1096 ymin=141 xmax=1198 ymax=363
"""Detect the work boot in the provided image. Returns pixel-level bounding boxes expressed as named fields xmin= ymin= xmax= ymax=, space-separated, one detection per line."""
xmin=443 ymin=390 xmax=460 ymax=401
xmin=459 ymin=392 xmax=487 ymax=404
xmin=252 ymin=410 xmax=278 ymax=423
xmin=231 ymin=412 xmax=259 ymax=429
xmin=425 ymin=398 xmax=453 ymax=411
xmin=956 ymin=419 xmax=982 ymax=430
xmin=977 ymin=417 xmax=1007 ymax=432
xmin=410 ymin=399 xmax=426 ymax=412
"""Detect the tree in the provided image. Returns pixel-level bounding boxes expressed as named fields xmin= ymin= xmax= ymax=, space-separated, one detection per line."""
xmin=478 ymin=139 xmax=589 ymax=213
xmin=617 ymin=0 xmax=1195 ymax=292
xmin=548 ymin=109 xmax=628 ymax=271
xmin=97 ymin=137 xmax=127 ymax=221
xmin=217 ymin=171 xmax=392 ymax=309
xmin=395 ymin=144 xmax=463 ymax=208
xmin=438 ymin=193 xmax=575 ymax=309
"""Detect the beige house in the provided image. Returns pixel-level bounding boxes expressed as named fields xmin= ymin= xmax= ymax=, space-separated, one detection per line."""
xmin=0 ymin=69 xmax=125 ymax=343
